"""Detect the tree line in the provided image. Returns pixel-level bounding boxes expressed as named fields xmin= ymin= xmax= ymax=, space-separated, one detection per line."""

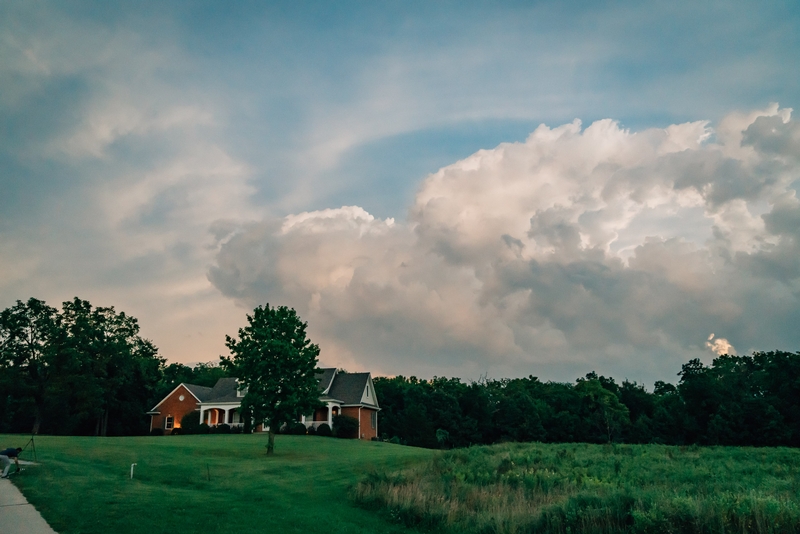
xmin=374 ymin=351 xmax=800 ymax=448
xmin=0 ymin=297 xmax=229 ymax=436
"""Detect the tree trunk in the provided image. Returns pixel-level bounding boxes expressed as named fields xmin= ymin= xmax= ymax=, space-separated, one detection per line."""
xmin=101 ymin=409 xmax=109 ymax=437
xmin=31 ymin=405 xmax=41 ymax=435
xmin=266 ymin=429 xmax=275 ymax=454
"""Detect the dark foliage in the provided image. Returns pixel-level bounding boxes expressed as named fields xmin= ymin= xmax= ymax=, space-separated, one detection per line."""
xmin=283 ymin=422 xmax=307 ymax=435
xmin=375 ymin=351 xmax=800 ymax=449
xmin=0 ymin=297 xmax=164 ymax=436
xmin=179 ymin=412 xmax=201 ymax=435
xmin=316 ymin=423 xmax=332 ymax=437
xmin=333 ymin=414 xmax=359 ymax=438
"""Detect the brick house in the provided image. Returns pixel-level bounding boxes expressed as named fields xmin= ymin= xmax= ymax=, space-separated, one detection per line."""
xmin=147 ymin=369 xmax=380 ymax=439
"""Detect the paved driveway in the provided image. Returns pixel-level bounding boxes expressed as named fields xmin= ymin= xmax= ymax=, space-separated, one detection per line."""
xmin=0 ymin=477 xmax=57 ymax=534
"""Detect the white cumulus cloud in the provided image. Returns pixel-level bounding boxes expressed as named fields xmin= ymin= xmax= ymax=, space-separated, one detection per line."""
xmin=210 ymin=105 xmax=800 ymax=381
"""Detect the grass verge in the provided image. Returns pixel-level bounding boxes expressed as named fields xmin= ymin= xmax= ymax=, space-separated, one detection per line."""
xmin=1 ymin=433 xmax=432 ymax=534
xmin=352 ymin=442 xmax=800 ymax=534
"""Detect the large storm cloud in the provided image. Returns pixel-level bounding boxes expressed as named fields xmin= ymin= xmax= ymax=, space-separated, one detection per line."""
xmin=208 ymin=105 xmax=800 ymax=381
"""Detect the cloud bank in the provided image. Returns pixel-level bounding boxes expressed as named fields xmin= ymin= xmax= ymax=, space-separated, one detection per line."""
xmin=210 ymin=105 xmax=800 ymax=381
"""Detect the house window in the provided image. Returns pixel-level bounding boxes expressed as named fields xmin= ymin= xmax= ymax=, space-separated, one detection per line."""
xmin=366 ymin=387 xmax=370 ymax=398
xmin=165 ymin=416 xmax=174 ymax=430
xmin=371 ymin=411 xmax=376 ymax=429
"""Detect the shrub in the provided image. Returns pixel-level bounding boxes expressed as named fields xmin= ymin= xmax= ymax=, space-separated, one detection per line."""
xmin=213 ymin=423 xmax=231 ymax=434
xmin=333 ymin=414 xmax=359 ymax=439
xmin=170 ymin=428 xmax=182 ymax=435
xmin=317 ymin=423 xmax=333 ymax=437
xmin=197 ymin=423 xmax=210 ymax=434
xmin=150 ymin=428 xmax=164 ymax=436
xmin=287 ymin=422 xmax=307 ymax=435
xmin=307 ymin=425 xmax=317 ymax=436
xmin=230 ymin=425 xmax=242 ymax=434
xmin=180 ymin=412 xmax=201 ymax=435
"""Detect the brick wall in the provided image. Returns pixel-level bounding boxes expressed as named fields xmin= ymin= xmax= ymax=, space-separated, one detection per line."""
xmin=340 ymin=406 xmax=378 ymax=440
xmin=150 ymin=385 xmax=199 ymax=432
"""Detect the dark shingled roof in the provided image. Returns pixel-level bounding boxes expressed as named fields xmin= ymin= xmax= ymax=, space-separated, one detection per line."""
xmin=181 ymin=383 xmax=212 ymax=402
xmin=203 ymin=377 xmax=241 ymax=403
xmin=187 ymin=369 xmax=379 ymax=408
xmin=328 ymin=372 xmax=377 ymax=407
xmin=316 ymin=368 xmax=336 ymax=393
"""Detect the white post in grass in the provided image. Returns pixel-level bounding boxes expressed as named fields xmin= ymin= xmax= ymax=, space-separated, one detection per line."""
xmin=130 ymin=463 xmax=137 ymax=479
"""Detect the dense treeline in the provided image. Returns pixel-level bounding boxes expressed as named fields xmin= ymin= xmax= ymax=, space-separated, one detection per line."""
xmin=375 ymin=350 xmax=800 ymax=448
xmin=0 ymin=297 xmax=231 ymax=436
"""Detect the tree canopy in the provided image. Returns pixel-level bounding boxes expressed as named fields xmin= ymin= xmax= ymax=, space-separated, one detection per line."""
xmin=374 ymin=351 xmax=800 ymax=449
xmin=222 ymin=304 xmax=321 ymax=454
xmin=0 ymin=297 xmax=164 ymax=436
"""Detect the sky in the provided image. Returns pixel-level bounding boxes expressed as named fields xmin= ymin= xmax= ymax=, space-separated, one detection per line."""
xmin=1 ymin=0 xmax=799 ymax=385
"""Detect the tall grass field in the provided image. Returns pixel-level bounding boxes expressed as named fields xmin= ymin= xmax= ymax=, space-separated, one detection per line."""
xmin=353 ymin=442 xmax=800 ymax=534
xmin=1 ymin=433 xmax=431 ymax=534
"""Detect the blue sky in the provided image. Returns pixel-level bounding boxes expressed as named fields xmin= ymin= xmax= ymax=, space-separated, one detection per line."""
xmin=1 ymin=1 xmax=799 ymax=383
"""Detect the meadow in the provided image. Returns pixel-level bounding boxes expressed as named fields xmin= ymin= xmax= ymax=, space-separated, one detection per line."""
xmin=353 ymin=442 xmax=800 ymax=534
xmin=1 ymin=433 xmax=431 ymax=534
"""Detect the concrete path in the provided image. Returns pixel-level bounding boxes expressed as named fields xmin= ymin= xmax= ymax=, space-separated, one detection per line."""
xmin=0 ymin=477 xmax=57 ymax=534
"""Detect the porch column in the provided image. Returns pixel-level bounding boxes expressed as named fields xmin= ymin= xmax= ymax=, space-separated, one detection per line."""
xmin=327 ymin=403 xmax=333 ymax=426
xmin=224 ymin=408 xmax=232 ymax=424
xmin=199 ymin=407 xmax=205 ymax=426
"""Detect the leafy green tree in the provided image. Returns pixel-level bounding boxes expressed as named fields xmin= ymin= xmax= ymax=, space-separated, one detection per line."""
xmin=57 ymin=298 xmax=163 ymax=436
xmin=575 ymin=378 xmax=630 ymax=443
xmin=222 ymin=304 xmax=321 ymax=454
xmin=0 ymin=298 xmax=61 ymax=433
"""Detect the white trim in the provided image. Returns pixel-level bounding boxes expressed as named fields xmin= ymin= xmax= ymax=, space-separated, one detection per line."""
xmin=149 ymin=383 xmax=203 ymax=412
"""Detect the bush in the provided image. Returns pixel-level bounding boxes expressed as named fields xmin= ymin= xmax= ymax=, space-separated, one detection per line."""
xmin=281 ymin=422 xmax=307 ymax=435
xmin=198 ymin=423 xmax=210 ymax=434
xmin=230 ymin=425 xmax=242 ymax=434
xmin=170 ymin=428 xmax=182 ymax=435
xmin=307 ymin=425 xmax=317 ymax=436
xmin=212 ymin=423 xmax=231 ymax=434
xmin=150 ymin=428 xmax=164 ymax=436
xmin=317 ymin=423 xmax=333 ymax=437
xmin=180 ymin=412 xmax=201 ymax=435
xmin=333 ymin=414 xmax=359 ymax=439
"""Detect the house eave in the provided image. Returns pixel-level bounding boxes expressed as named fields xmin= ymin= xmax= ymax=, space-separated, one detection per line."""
xmin=149 ymin=383 xmax=203 ymax=411
xmin=341 ymin=403 xmax=381 ymax=411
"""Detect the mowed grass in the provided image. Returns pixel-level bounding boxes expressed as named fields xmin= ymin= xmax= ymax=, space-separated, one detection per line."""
xmin=1 ymin=433 xmax=432 ymax=534
xmin=353 ymin=442 xmax=800 ymax=534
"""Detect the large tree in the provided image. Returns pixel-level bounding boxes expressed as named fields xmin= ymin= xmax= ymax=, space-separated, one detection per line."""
xmin=0 ymin=298 xmax=60 ymax=433
xmin=0 ymin=297 xmax=164 ymax=436
xmin=222 ymin=304 xmax=321 ymax=454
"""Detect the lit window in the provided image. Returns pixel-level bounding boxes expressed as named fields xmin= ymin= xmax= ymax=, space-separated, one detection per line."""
xmin=371 ymin=411 xmax=376 ymax=429
xmin=165 ymin=416 xmax=174 ymax=430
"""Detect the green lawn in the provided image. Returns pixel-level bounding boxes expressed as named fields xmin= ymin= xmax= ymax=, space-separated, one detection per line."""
xmin=1 ymin=433 xmax=433 ymax=534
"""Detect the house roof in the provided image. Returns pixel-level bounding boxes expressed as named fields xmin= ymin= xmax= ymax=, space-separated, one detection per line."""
xmin=199 ymin=377 xmax=241 ymax=404
xmin=183 ymin=383 xmax=213 ymax=402
xmin=328 ymin=372 xmax=378 ymax=408
xmin=316 ymin=368 xmax=336 ymax=394
xmin=150 ymin=368 xmax=379 ymax=412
